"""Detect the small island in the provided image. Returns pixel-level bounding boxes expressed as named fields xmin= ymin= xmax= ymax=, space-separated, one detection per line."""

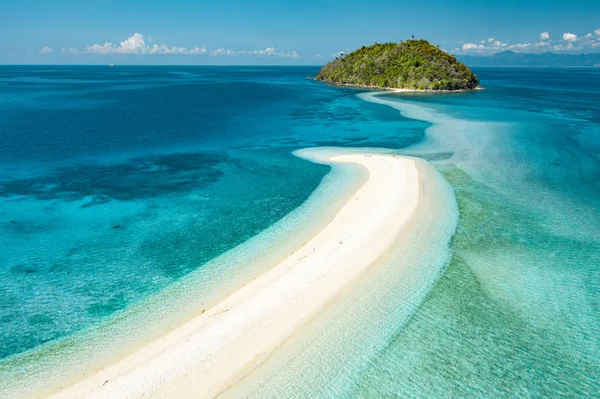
xmin=316 ymin=39 xmax=479 ymax=91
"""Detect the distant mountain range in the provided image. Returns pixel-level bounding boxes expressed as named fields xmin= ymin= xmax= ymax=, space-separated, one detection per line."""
xmin=457 ymin=51 xmax=600 ymax=67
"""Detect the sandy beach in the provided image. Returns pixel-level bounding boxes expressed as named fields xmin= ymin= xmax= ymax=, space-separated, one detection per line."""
xmin=47 ymin=149 xmax=423 ymax=399
xmin=313 ymin=79 xmax=483 ymax=92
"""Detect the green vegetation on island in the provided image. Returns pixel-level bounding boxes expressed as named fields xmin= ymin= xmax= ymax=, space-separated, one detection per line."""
xmin=316 ymin=39 xmax=479 ymax=91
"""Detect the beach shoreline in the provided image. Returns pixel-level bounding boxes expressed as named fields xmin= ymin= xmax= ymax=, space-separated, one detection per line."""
xmin=45 ymin=149 xmax=426 ymax=399
xmin=312 ymin=79 xmax=484 ymax=93
xmin=1 ymin=147 xmax=368 ymax=399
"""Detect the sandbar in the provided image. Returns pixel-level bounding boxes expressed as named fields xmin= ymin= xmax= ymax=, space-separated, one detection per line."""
xmin=47 ymin=149 xmax=423 ymax=399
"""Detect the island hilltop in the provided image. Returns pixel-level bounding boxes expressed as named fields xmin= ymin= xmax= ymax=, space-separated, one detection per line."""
xmin=316 ymin=39 xmax=479 ymax=91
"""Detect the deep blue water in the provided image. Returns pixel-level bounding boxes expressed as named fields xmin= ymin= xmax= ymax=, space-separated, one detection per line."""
xmin=1 ymin=66 xmax=599 ymax=397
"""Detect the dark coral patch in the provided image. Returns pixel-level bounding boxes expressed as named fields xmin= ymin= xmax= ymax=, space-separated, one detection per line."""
xmin=0 ymin=152 xmax=227 ymax=203
xmin=10 ymin=263 xmax=39 ymax=274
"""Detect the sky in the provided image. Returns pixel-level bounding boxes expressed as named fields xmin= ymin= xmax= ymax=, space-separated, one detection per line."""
xmin=2 ymin=0 xmax=599 ymax=65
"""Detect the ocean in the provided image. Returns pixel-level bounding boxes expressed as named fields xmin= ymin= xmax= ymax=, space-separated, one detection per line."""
xmin=0 ymin=65 xmax=598 ymax=397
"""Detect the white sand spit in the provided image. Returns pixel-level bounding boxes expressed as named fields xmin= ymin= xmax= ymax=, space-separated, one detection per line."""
xmin=47 ymin=150 xmax=422 ymax=399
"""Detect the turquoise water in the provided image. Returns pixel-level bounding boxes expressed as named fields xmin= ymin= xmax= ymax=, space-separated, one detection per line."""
xmin=1 ymin=66 xmax=599 ymax=397
xmin=352 ymin=73 xmax=600 ymax=397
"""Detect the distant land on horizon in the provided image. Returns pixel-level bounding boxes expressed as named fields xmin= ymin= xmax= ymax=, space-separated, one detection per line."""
xmin=457 ymin=51 xmax=600 ymax=67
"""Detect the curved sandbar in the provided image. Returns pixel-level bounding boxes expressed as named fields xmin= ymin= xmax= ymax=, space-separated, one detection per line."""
xmin=48 ymin=149 xmax=424 ymax=399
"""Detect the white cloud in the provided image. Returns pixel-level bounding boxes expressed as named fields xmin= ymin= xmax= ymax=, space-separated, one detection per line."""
xmin=240 ymin=47 xmax=299 ymax=58
xmin=461 ymin=40 xmax=508 ymax=53
xmin=553 ymin=42 xmax=577 ymax=51
xmin=86 ymin=33 xmax=151 ymax=55
xmin=462 ymin=43 xmax=485 ymax=51
xmin=460 ymin=38 xmax=531 ymax=54
xmin=80 ymin=33 xmax=298 ymax=58
xmin=189 ymin=46 xmax=207 ymax=55
xmin=579 ymin=31 xmax=600 ymax=49
xmin=508 ymin=43 xmax=533 ymax=50
xmin=86 ymin=42 xmax=115 ymax=54
xmin=117 ymin=32 xmax=148 ymax=54
xmin=40 ymin=46 xmax=53 ymax=55
xmin=210 ymin=48 xmax=236 ymax=56
xmin=281 ymin=50 xmax=298 ymax=58
xmin=148 ymin=44 xmax=203 ymax=55
xmin=457 ymin=28 xmax=600 ymax=55
xmin=257 ymin=47 xmax=277 ymax=56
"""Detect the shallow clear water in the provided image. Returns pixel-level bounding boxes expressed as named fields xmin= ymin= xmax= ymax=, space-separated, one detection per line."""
xmin=353 ymin=70 xmax=600 ymax=397
xmin=1 ymin=66 xmax=599 ymax=397
xmin=0 ymin=66 xmax=425 ymax=362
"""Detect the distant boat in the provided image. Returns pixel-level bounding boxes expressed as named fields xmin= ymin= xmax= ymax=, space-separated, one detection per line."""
xmin=108 ymin=64 xmax=114 ymax=67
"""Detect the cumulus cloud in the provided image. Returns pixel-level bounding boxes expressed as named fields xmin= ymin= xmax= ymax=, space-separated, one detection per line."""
xmin=553 ymin=42 xmax=576 ymax=51
xmin=569 ymin=29 xmax=600 ymax=51
xmin=461 ymin=40 xmax=509 ymax=53
xmin=462 ymin=43 xmax=485 ymax=51
xmin=550 ymin=30 xmax=600 ymax=51
xmin=40 ymin=46 xmax=53 ymax=54
xmin=240 ymin=47 xmax=299 ymax=58
xmin=76 ymin=33 xmax=298 ymax=58
xmin=256 ymin=47 xmax=277 ymax=56
xmin=85 ymin=33 xmax=190 ymax=55
xmin=210 ymin=48 xmax=236 ymax=56
xmin=116 ymin=32 xmax=148 ymax=54
xmin=86 ymin=42 xmax=116 ymax=55
xmin=148 ymin=44 xmax=207 ymax=55
xmin=509 ymin=43 xmax=532 ymax=50
xmin=188 ymin=46 xmax=208 ymax=55
xmin=458 ymin=28 xmax=600 ymax=54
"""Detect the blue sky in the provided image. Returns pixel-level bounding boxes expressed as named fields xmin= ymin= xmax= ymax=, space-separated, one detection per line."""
xmin=2 ymin=0 xmax=599 ymax=64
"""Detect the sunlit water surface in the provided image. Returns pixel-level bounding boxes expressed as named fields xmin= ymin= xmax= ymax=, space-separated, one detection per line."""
xmin=0 ymin=66 xmax=598 ymax=397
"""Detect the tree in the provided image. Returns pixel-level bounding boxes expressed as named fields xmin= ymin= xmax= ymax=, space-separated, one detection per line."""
xmin=315 ymin=39 xmax=479 ymax=91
